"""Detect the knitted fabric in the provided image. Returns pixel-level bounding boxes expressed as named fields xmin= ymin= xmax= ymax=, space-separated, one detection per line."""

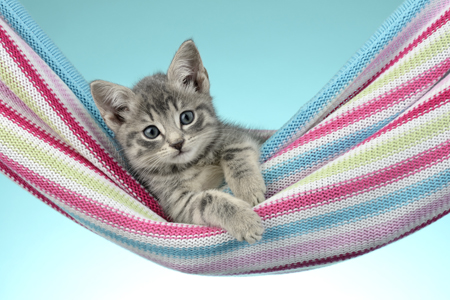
xmin=1 ymin=0 xmax=450 ymax=275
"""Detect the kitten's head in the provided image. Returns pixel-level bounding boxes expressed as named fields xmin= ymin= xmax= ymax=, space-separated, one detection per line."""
xmin=90 ymin=40 xmax=218 ymax=170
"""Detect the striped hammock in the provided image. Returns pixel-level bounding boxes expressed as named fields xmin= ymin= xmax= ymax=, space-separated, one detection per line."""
xmin=1 ymin=0 xmax=450 ymax=275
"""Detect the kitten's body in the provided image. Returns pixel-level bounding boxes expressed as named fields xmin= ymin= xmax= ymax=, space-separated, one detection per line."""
xmin=91 ymin=41 xmax=266 ymax=243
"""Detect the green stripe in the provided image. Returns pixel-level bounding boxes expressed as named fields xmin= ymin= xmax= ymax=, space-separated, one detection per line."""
xmin=0 ymin=55 xmax=63 ymax=135
xmin=346 ymin=27 xmax=450 ymax=106
xmin=0 ymin=122 xmax=161 ymax=221
xmin=284 ymin=106 xmax=450 ymax=191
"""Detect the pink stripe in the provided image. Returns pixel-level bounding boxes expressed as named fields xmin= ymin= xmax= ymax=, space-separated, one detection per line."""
xmin=245 ymin=196 xmax=450 ymax=275
xmin=264 ymin=84 xmax=450 ymax=197
xmin=0 ymin=16 xmax=110 ymax=150
xmin=0 ymin=101 xmax=194 ymax=236
xmin=163 ymin=191 xmax=450 ymax=274
xmin=324 ymin=6 xmax=450 ymax=120
xmin=0 ymin=99 xmax=104 ymax=177
xmin=356 ymin=3 xmax=450 ymax=87
xmin=269 ymin=9 xmax=450 ymax=161
xmin=0 ymin=104 xmax=224 ymax=237
xmin=362 ymin=84 xmax=450 ymax=145
xmin=0 ymin=80 xmax=55 ymax=135
xmin=270 ymin=57 xmax=450 ymax=162
xmin=0 ymin=100 xmax=253 ymax=238
xmin=258 ymin=138 xmax=450 ymax=220
xmin=367 ymin=1 xmax=450 ymax=71
xmin=0 ymin=24 xmax=165 ymax=217
xmin=0 ymin=158 xmax=77 ymax=222
xmin=0 ymin=149 xmax=224 ymax=238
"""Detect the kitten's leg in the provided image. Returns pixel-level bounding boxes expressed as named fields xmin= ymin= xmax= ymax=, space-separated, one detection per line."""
xmin=220 ymin=143 xmax=266 ymax=206
xmin=169 ymin=190 xmax=264 ymax=244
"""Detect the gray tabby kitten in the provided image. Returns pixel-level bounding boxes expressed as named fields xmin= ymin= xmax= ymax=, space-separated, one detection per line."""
xmin=90 ymin=40 xmax=266 ymax=243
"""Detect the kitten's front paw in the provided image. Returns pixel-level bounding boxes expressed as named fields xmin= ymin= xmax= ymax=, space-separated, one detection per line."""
xmin=195 ymin=191 xmax=264 ymax=244
xmin=225 ymin=206 xmax=264 ymax=244
xmin=233 ymin=175 xmax=266 ymax=207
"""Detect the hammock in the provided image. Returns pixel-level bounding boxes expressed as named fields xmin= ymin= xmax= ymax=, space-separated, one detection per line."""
xmin=1 ymin=0 xmax=450 ymax=276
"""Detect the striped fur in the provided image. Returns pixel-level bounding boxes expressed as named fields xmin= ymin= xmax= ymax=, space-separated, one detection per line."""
xmin=90 ymin=41 xmax=268 ymax=243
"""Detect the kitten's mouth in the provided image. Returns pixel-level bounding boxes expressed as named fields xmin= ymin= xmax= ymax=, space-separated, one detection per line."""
xmin=170 ymin=145 xmax=198 ymax=164
xmin=172 ymin=149 xmax=192 ymax=161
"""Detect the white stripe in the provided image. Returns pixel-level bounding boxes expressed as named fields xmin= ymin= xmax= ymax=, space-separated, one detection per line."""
xmin=299 ymin=102 xmax=450 ymax=189
xmin=0 ymin=37 xmax=127 ymax=187
xmin=0 ymin=115 xmax=161 ymax=221
xmin=96 ymin=183 xmax=450 ymax=275
xmin=264 ymin=154 xmax=450 ymax=224
xmin=315 ymin=0 xmax=450 ymax=125
xmin=0 ymin=17 xmax=118 ymax=161
xmin=264 ymin=29 xmax=450 ymax=175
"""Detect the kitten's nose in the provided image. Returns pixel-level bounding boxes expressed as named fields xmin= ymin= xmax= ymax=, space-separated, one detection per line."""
xmin=169 ymin=139 xmax=185 ymax=151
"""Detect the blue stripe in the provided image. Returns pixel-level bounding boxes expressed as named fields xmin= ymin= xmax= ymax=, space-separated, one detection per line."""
xmin=260 ymin=0 xmax=431 ymax=162
xmin=0 ymin=0 xmax=115 ymax=141
xmin=68 ymin=167 xmax=450 ymax=259
xmin=264 ymin=168 xmax=450 ymax=241
xmin=262 ymin=114 xmax=400 ymax=185
xmin=0 ymin=0 xmax=429 ymax=164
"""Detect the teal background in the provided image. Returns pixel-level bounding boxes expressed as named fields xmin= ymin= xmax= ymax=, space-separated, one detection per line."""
xmin=1 ymin=0 xmax=450 ymax=299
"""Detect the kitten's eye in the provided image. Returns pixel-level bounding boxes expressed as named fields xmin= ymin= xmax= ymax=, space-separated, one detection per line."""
xmin=143 ymin=126 xmax=160 ymax=139
xmin=180 ymin=111 xmax=194 ymax=125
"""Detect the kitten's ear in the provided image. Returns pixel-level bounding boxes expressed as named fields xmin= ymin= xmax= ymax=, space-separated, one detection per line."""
xmin=167 ymin=40 xmax=210 ymax=94
xmin=90 ymin=80 xmax=135 ymax=132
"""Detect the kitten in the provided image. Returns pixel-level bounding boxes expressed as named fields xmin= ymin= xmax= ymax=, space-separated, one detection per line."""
xmin=90 ymin=40 xmax=266 ymax=243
